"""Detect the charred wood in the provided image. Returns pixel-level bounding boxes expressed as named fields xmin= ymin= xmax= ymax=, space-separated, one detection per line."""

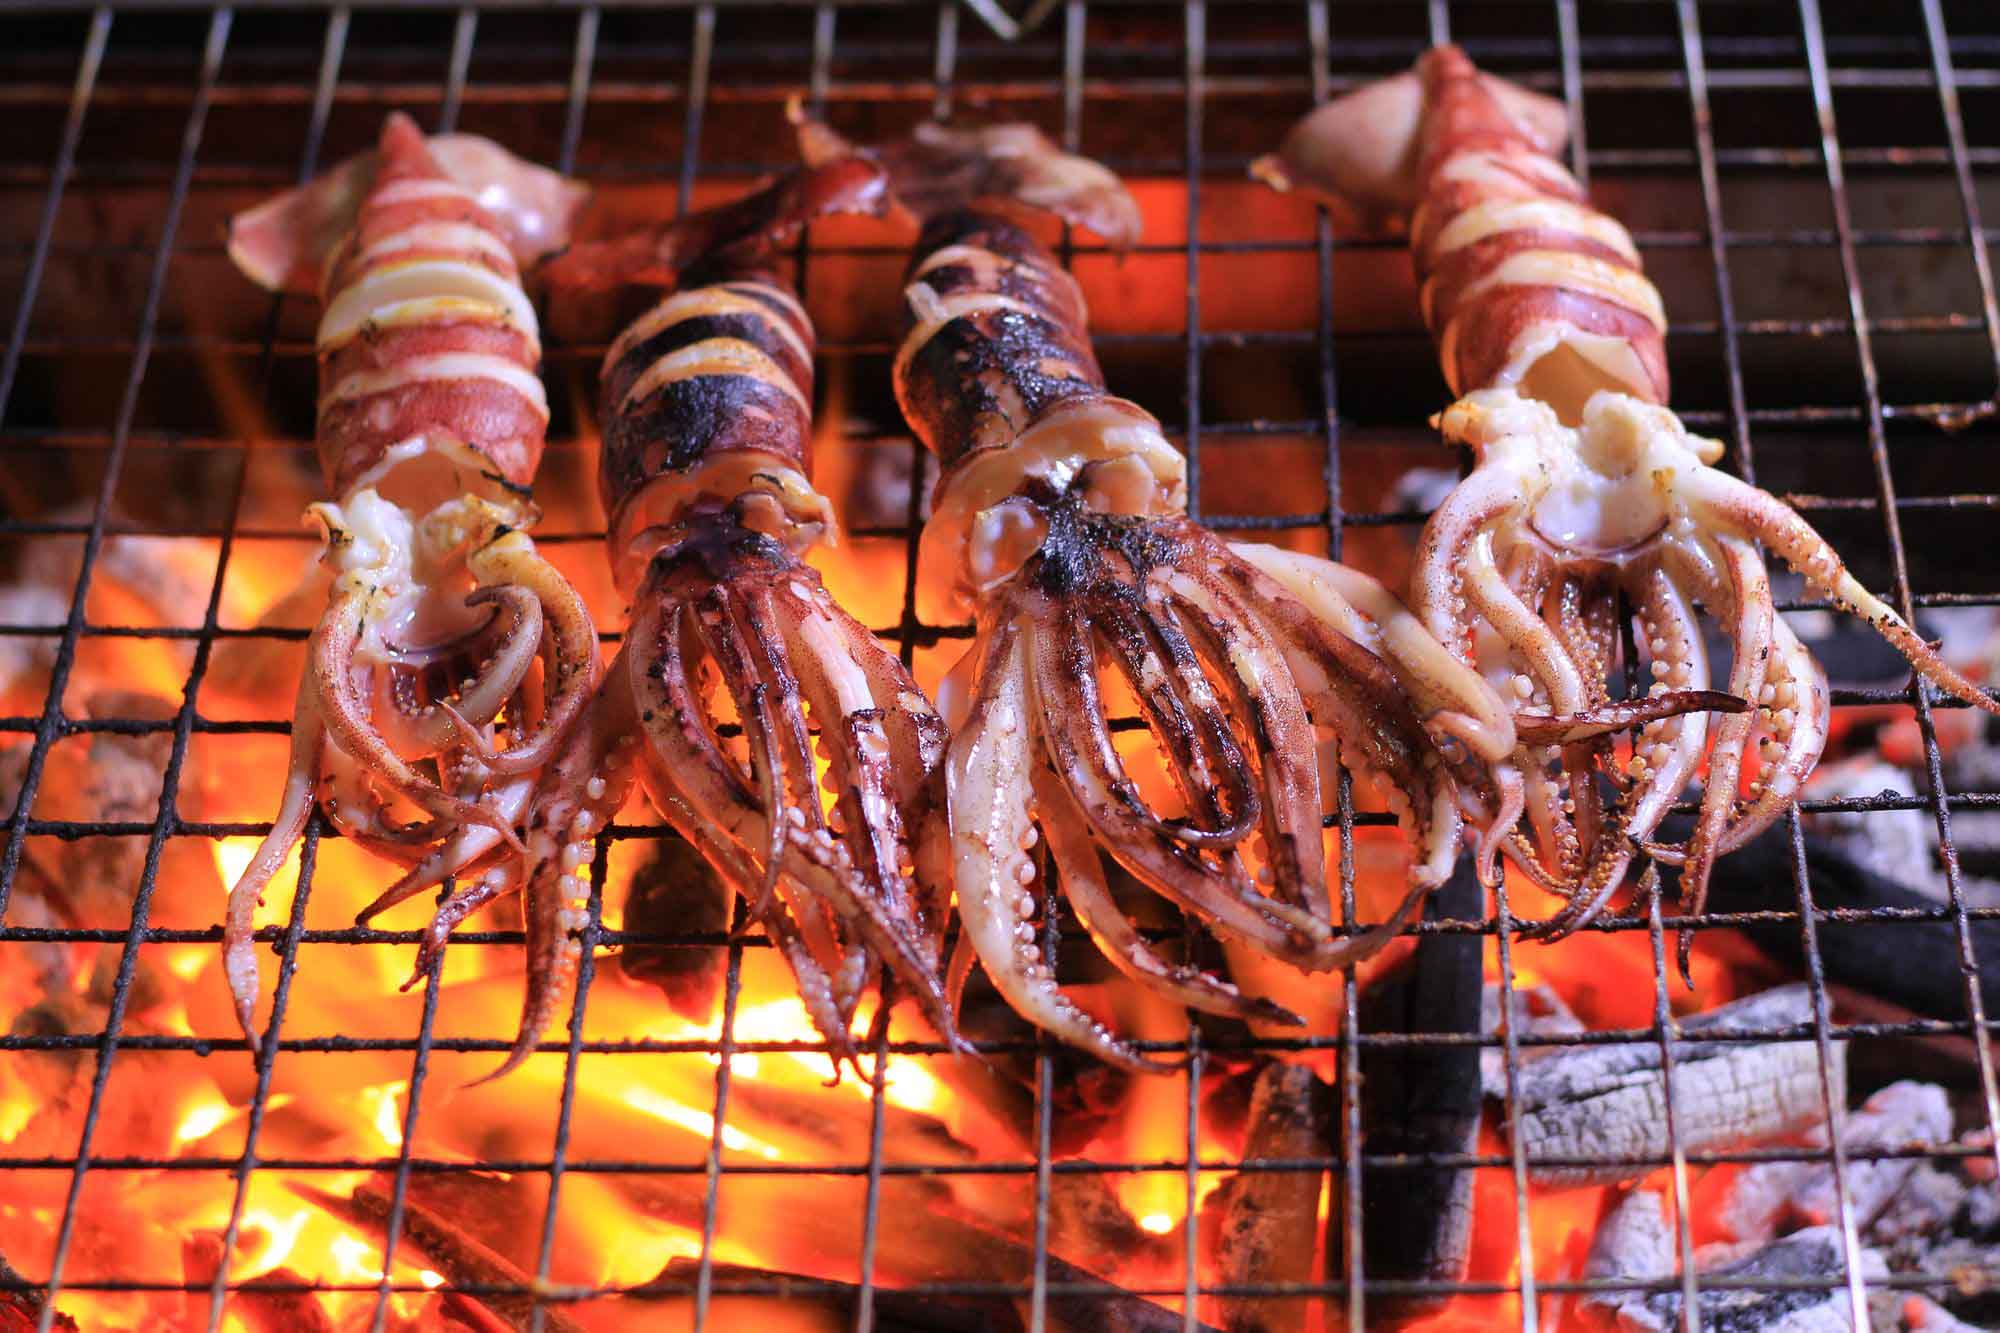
xmin=637 ymin=1257 xmax=1024 ymax=1332
xmin=0 ymin=1251 xmax=73 ymax=1333
xmin=1720 ymin=1080 xmax=1954 ymax=1247
xmin=614 ymin=835 xmax=732 ymax=1020
xmin=1209 ymin=1062 xmax=1328 ymax=1333
xmin=1479 ymin=980 xmax=1581 ymax=1100
xmin=1687 ymin=827 xmax=2000 ymax=1025
xmin=1508 ymin=984 xmax=1839 ymax=1188
xmin=1340 ymin=859 xmax=1483 ymax=1324
xmin=613 ymin=1168 xmax=1198 ymax=1332
xmin=1710 ymin=1079 xmax=2000 ymax=1325
xmin=295 ymin=1176 xmax=586 ymax=1333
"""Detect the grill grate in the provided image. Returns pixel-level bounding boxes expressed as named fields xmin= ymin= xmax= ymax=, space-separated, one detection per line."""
xmin=1 ymin=2 xmax=1999 ymax=1331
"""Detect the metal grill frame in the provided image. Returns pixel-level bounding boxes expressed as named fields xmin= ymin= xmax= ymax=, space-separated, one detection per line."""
xmin=1 ymin=2 xmax=1999 ymax=1331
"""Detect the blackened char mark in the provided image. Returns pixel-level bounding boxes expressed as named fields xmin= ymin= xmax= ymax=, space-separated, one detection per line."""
xmin=900 ymin=306 xmax=1102 ymax=467
xmin=914 ymin=212 xmax=1090 ymax=335
xmin=600 ymin=371 xmax=810 ymax=512
xmin=602 ymin=308 xmax=812 ymax=414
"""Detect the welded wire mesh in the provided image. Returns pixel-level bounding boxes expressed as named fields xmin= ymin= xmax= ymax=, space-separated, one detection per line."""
xmin=1 ymin=2 xmax=1999 ymax=1331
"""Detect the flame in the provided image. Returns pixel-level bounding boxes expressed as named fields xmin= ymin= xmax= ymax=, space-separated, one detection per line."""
xmin=359 ymin=1081 xmax=406 ymax=1150
xmin=621 ymin=1085 xmax=782 ymax=1160
xmin=175 ymin=1098 xmax=233 ymax=1145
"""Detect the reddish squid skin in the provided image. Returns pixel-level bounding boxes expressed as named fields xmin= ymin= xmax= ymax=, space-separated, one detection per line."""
xmin=311 ymin=112 xmax=551 ymax=492
xmin=1262 ymin=47 xmax=2000 ymax=967
xmin=217 ymin=113 xmax=602 ymax=1052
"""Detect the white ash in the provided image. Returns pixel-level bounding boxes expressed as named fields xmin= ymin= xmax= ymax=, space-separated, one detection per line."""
xmin=1586 ymin=1192 xmax=1887 ymax=1333
xmin=1801 ymin=760 xmax=2000 ymax=910
xmin=1478 ymin=981 xmax=1582 ymax=1100
xmin=1508 ymin=984 xmax=1840 ymax=1189
xmin=1721 ymin=1080 xmax=1954 ymax=1247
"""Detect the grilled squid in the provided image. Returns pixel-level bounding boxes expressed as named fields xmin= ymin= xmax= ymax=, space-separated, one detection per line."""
xmin=1257 ymin=46 xmax=1998 ymax=962
xmin=791 ymin=118 xmax=1559 ymax=1071
xmin=439 ymin=156 xmax=959 ymax=1078
xmin=219 ymin=114 xmax=599 ymax=1045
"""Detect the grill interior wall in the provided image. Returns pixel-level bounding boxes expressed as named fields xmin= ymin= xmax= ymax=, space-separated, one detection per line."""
xmin=2 ymin=1 xmax=2000 ymax=1329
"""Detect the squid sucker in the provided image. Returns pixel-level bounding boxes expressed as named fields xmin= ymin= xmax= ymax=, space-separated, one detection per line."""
xmin=789 ymin=116 xmax=1692 ymax=1072
xmin=451 ymin=154 xmax=961 ymax=1079
xmin=1258 ymin=45 xmax=2000 ymax=966
xmin=220 ymin=114 xmax=601 ymax=1047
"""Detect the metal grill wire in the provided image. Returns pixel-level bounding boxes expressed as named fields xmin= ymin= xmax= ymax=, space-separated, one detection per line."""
xmin=0 ymin=2 xmax=1997 ymax=1330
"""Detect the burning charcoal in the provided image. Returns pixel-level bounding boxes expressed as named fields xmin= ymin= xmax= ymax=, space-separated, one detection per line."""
xmin=1479 ymin=981 xmax=1582 ymax=1099
xmin=615 ymin=835 xmax=732 ymax=1020
xmin=297 ymin=1177 xmax=586 ymax=1333
xmin=614 ymin=1167 xmax=1195 ymax=1332
xmin=1509 ymin=984 xmax=1839 ymax=1189
xmin=1721 ymin=1081 xmax=1953 ymax=1247
xmin=182 ymin=1234 xmax=336 ymax=1333
xmin=1694 ymin=828 xmax=2000 ymax=1027
xmin=640 ymin=1256 xmax=1215 ymax=1332
xmin=638 ymin=1258 xmax=1013 ymax=1332
xmin=1339 ymin=860 xmax=1483 ymax=1321
xmin=1208 ymin=1062 xmax=1328 ymax=1333
xmin=0 ymin=690 xmax=220 ymax=932
xmin=1888 ymin=1294 xmax=1988 ymax=1332
xmin=0 ymin=1251 xmax=74 ymax=1333
xmin=1585 ymin=1191 xmax=1887 ymax=1333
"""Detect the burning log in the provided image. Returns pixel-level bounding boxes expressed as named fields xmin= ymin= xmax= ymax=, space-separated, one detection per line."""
xmin=182 ymin=1234 xmax=337 ymax=1333
xmin=1340 ymin=859 xmax=1483 ymax=1321
xmin=1208 ymin=1062 xmax=1329 ymax=1333
xmin=297 ymin=1177 xmax=587 ymax=1333
xmin=614 ymin=835 xmax=733 ymax=1020
xmin=1584 ymin=1190 xmax=1887 ymax=1332
xmin=1508 ymin=984 xmax=1840 ymax=1188
xmin=1684 ymin=826 xmax=2000 ymax=1025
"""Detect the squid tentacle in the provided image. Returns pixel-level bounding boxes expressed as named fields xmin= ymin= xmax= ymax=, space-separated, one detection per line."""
xmin=1031 ymin=764 xmax=1304 ymax=1026
xmin=221 ymin=675 xmax=325 ymax=1045
xmin=949 ymin=617 xmax=1182 ymax=1074
xmin=1095 ymin=595 xmax=1261 ymax=847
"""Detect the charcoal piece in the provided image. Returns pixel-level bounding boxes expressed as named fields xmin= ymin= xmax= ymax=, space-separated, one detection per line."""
xmin=0 ymin=1251 xmax=74 ymax=1333
xmin=1509 ymin=984 xmax=1840 ymax=1188
xmin=1479 ymin=981 xmax=1582 ymax=1099
xmin=183 ymin=1236 xmax=336 ymax=1333
xmin=638 ymin=1258 xmax=1015 ymax=1332
xmin=615 ymin=835 xmax=732 ymax=1020
xmin=1211 ymin=1062 xmax=1329 ymax=1333
xmin=638 ymin=1256 xmax=1215 ymax=1333
xmin=295 ymin=1177 xmax=585 ymax=1333
xmin=1684 ymin=826 xmax=2000 ymax=1025
xmin=1721 ymin=1080 xmax=1954 ymax=1246
xmin=1586 ymin=1193 xmax=1886 ymax=1333
xmin=1342 ymin=858 xmax=1483 ymax=1323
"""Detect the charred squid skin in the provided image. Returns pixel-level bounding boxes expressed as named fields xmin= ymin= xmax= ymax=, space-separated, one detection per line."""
xmin=841 ymin=116 xmax=1545 ymax=1063
xmin=531 ymin=163 xmax=959 ymax=1063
